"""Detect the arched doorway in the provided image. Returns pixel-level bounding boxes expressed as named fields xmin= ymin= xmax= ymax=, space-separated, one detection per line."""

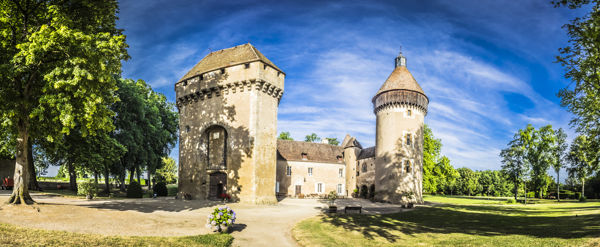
xmin=209 ymin=172 xmax=227 ymax=199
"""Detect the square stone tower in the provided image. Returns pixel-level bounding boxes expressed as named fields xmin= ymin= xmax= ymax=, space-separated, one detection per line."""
xmin=175 ymin=44 xmax=284 ymax=204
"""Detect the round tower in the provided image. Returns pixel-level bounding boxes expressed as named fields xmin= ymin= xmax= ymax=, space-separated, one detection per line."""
xmin=372 ymin=50 xmax=428 ymax=204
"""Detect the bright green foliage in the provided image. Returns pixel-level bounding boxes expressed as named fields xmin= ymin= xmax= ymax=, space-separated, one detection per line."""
xmin=325 ymin=138 xmax=339 ymax=146
xmin=567 ymin=135 xmax=598 ymax=196
xmin=156 ymin=157 xmax=178 ymax=184
xmin=456 ymin=167 xmax=478 ymax=196
xmin=278 ymin=131 xmax=293 ymax=140
xmin=112 ymin=79 xmax=178 ymax=184
xmin=554 ymin=0 xmax=600 ymax=148
xmin=126 ymin=181 xmax=143 ymax=198
xmin=304 ymin=133 xmax=321 ymax=143
xmin=422 ymin=125 xmax=443 ymax=193
xmin=552 ymin=128 xmax=568 ymax=201
xmin=0 ymin=0 xmax=128 ymax=204
xmin=77 ymin=181 xmax=97 ymax=197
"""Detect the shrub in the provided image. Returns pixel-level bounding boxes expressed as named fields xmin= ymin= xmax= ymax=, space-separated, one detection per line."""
xmin=153 ymin=182 xmax=168 ymax=197
xmin=328 ymin=190 xmax=338 ymax=206
xmin=77 ymin=181 xmax=97 ymax=198
xmin=574 ymin=192 xmax=581 ymax=200
xmin=206 ymin=206 xmax=236 ymax=232
xmin=526 ymin=191 xmax=535 ymax=198
xmin=506 ymin=198 xmax=516 ymax=204
xmin=127 ymin=181 xmax=143 ymax=198
xmin=579 ymin=196 xmax=587 ymax=202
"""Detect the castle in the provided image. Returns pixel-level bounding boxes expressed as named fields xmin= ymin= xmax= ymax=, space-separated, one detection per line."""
xmin=175 ymin=44 xmax=428 ymax=204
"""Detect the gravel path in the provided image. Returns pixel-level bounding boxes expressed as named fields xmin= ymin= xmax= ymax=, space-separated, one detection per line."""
xmin=0 ymin=191 xmax=402 ymax=247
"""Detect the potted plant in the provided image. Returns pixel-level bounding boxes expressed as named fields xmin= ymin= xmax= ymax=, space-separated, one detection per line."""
xmin=206 ymin=206 xmax=236 ymax=233
xmin=327 ymin=190 xmax=338 ymax=213
xmin=403 ymin=191 xmax=415 ymax=208
xmin=219 ymin=193 xmax=231 ymax=202
xmin=77 ymin=181 xmax=97 ymax=200
xmin=352 ymin=188 xmax=359 ymax=198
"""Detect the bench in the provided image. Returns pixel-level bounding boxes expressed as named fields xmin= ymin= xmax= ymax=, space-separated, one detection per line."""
xmin=345 ymin=206 xmax=362 ymax=214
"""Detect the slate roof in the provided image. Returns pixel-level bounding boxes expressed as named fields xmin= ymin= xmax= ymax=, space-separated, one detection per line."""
xmin=373 ymin=66 xmax=426 ymax=99
xmin=178 ymin=43 xmax=283 ymax=82
xmin=277 ymin=139 xmax=344 ymax=164
xmin=357 ymin=146 xmax=375 ymax=160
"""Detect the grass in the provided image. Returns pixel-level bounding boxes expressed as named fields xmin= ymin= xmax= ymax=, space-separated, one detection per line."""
xmin=293 ymin=195 xmax=600 ymax=247
xmin=0 ymin=223 xmax=233 ymax=247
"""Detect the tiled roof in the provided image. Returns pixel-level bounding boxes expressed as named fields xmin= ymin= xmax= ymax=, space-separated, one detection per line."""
xmin=374 ymin=66 xmax=426 ymax=99
xmin=277 ymin=139 xmax=344 ymax=164
xmin=178 ymin=43 xmax=283 ymax=82
xmin=357 ymin=146 xmax=375 ymax=160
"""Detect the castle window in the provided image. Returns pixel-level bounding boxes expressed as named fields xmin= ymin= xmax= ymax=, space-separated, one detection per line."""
xmin=244 ymin=63 xmax=250 ymax=69
xmin=362 ymin=163 xmax=367 ymax=172
xmin=206 ymin=126 xmax=227 ymax=170
xmin=337 ymin=184 xmax=342 ymax=195
xmin=277 ymin=72 xmax=281 ymax=76
xmin=337 ymin=155 xmax=343 ymax=161
xmin=185 ymin=125 xmax=190 ymax=132
xmin=286 ymin=166 xmax=291 ymax=176
xmin=406 ymin=133 xmax=412 ymax=146
xmin=276 ymin=181 xmax=280 ymax=193
xmin=220 ymin=68 xmax=225 ymax=74
xmin=308 ymin=167 xmax=313 ymax=176
xmin=301 ymin=152 xmax=308 ymax=160
xmin=405 ymin=160 xmax=411 ymax=174
xmin=407 ymin=109 xmax=412 ymax=116
xmin=264 ymin=64 xmax=267 ymax=70
xmin=339 ymin=168 xmax=343 ymax=178
xmin=183 ymin=80 xmax=188 ymax=86
xmin=316 ymin=183 xmax=323 ymax=193
xmin=356 ymin=171 xmax=360 ymax=176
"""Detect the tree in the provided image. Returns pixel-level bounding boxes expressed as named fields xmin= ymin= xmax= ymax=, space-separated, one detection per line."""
xmin=278 ymin=132 xmax=293 ymax=140
xmin=457 ymin=167 xmax=478 ymax=196
xmin=567 ymin=135 xmax=597 ymax=197
xmin=156 ymin=157 xmax=177 ymax=184
xmin=0 ymin=0 xmax=128 ymax=204
xmin=500 ymin=139 xmax=529 ymax=201
xmin=552 ymin=128 xmax=568 ymax=201
xmin=325 ymin=138 xmax=339 ymax=146
xmin=554 ymin=0 xmax=600 ymax=150
xmin=422 ymin=125 xmax=443 ymax=193
xmin=305 ymin=133 xmax=321 ymax=143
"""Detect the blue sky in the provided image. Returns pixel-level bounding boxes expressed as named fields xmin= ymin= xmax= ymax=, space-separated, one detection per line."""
xmin=114 ymin=0 xmax=585 ymax=174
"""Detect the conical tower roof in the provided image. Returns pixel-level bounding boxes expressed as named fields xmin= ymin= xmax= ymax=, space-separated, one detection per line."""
xmin=374 ymin=66 xmax=426 ymax=98
xmin=372 ymin=50 xmax=428 ymax=114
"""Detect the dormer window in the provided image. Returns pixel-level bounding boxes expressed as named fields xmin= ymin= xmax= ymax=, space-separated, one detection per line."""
xmin=244 ymin=63 xmax=250 ymax=69
xmin=183 ymin=81 xmax=188 ymax=86
xmin=220 ymin=68 xmax=225 ymax=74
xmin=301 ymin=152 xmax=308 ymax=160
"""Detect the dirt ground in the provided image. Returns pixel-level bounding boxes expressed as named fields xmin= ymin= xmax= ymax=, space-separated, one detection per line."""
xmin=0 ymin=191 xmax=402 ymax=247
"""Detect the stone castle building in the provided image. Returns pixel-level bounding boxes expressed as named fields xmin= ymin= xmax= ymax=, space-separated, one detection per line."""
xmin=175 ymin=44 xmax=428 ymax=204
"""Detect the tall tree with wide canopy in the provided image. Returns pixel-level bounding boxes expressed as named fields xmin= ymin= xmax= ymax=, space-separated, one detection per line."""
xmin=552 ymin=128 xmax=568 ymax=201
xmin=567 ymin=135 xmax=598 ymax=197
xmin=0 ymin=0 xmax=128 ymax=204
xmin=554 ymin=0 xmax=600 ymax=155
xmin=500 ymin=136 xmax=529 ymax=201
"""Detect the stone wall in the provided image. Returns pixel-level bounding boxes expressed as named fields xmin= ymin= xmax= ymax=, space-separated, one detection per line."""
xmin=276 ymin=160 xmax=346 ymax=197
xmin=176 ymin=61 xmax=284 ymax=204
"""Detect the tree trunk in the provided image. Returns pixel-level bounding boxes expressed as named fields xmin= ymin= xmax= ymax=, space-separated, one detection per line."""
xmin=524 ymin=184 xmax=527 ymax=204
xmin=94 ymin=171 xmax=99 ymax=188
xmin=514 ymin=182 xmax=518 ymax=201
xmin=68 ymin=163 xmax=77 ymax=193
xmin=147 ymin=170 xmax=152 ymax=190
xmin=104 ymin=164 xmax=110 ymax=194
xmin=7 ymin=123 xmax=34 ymax=205
xmin=581 ymin=179 xmax=585 ymax=198
xmin=27 ymin=141 xmax=42 ymax=191
xmin=136 ymin=168 xmax=141 ymax=185
xmin=128 ymin=168 xmax=134 ymax=184
xmin=557 ymin=171 xmax=560 ymax=202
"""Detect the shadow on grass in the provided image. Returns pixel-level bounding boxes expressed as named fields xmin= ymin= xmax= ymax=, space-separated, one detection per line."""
xmin=320 ymin=204 xmax=600 ymax=243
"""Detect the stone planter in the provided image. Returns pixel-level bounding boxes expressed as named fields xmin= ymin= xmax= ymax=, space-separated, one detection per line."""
xmin=328 ymin=205 xmax=337 ymax=213
xmin=217 ymin=225 xmax=231 ymax=233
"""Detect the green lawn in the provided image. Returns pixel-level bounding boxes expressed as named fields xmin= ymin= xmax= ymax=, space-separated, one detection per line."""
xmin=0 ymin=223 xmax=233 ymax=247
xmin=293 ymin=195 xmax=600 ymax=247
